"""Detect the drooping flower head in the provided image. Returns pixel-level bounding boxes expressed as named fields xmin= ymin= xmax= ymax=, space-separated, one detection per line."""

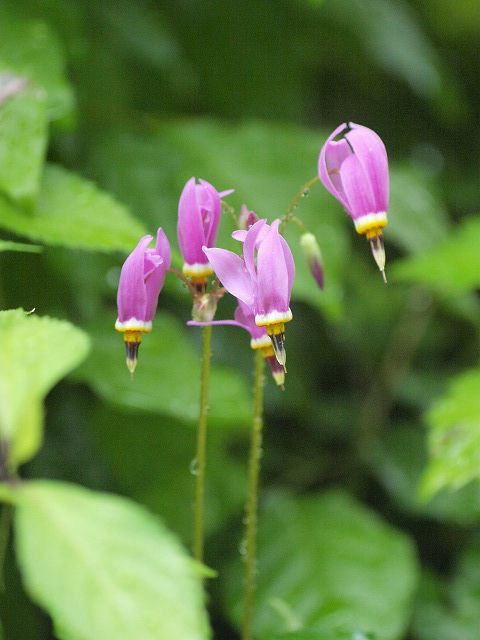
xmin=203 ymin=219 xmax=295 ymax=367
xmin=188 ymin=300 xmax=285 ymax=387
xmin=115 ymin=228 xmax=171 ymax=372
xmin=318 ymin=122 xmax=389 ymax=281
xmin=177 ymin=177 xmax=233 ymax=283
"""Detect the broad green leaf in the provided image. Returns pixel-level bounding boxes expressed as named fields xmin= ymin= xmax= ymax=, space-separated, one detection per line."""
xmin=270 ymin=631 xmax=375 ymax=640
xmin=0 ymin=9 xmax=74 ymax=121
xmin=412 ymin=544 xmax=480 ymax=640
xmin=0 ymin=309 xmax=90 ymax=465
xmin=74 ymin=311 xmax=251 ymax=428
xmin=0 ymin=240 xmax=41 ymax=253
xmin=222 ymin=491 xmax=419 ymax=640
xmin=371 ymin=426 xmax=480 ymax=525
xmin=420 ymin=367 xmax=480 ymax=498
xmin=0 ymin=81 xmax=48 ymax=205
xmin=0 ymin=164 xmax=147 ymax=252
xmin=90 ymin=408 xmax=246 ymax=543
xmin=393 ymin=216 xmax=480 ymax=294
xmin=13 ymin=480 xmax=210 ymax=640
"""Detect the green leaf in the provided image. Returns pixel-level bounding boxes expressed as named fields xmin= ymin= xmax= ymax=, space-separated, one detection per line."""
xmin=269 ymin=631 xmax=375 ymax=640
xmin=74 ymin=311 xmax=251 ymax=428
xmin=412 ymin=544 xmax=480 ymax=640
xmin=221 ymin=491 xmax=419 ymax=640
xmin=0 ymin=82 xmax=48 ymax=206
xmin=0 ymin=164 xmax=147 ymax=252
xmin=371 ymin=426 xmax=480 ymax=526
xmin=13 ymin=480 xmax=210 ymax=640
xmin=0 ymin=240 xmax=41 ymax=253
xmin=90 ymin=407 xmax=246 ymax=543
xmin=420 ymin=367 xmax=480 ymax=499
xmin=0 ymin=10 xmax=74 ymax=121
xmin=393 ymin=216 xmax=480 ymax=295
xmin=0 ymin=309 xmax=90 ymax=465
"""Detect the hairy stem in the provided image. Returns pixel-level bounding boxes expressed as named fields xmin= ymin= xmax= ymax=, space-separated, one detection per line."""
xmin=242 ymin=350 xmax=266 ymax=640
xmin=192 ymin=325 xmax=213 ymax=564
xmin=284 ymin=175 xmax=319 ymax=227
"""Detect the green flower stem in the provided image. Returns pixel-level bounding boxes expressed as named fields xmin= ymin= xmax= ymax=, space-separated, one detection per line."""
xmin=284 ymin=175 xmax=319 ymax=226
xmin=242 ymin=349 xmax=266 ymax=640
xmin=192 ymin=325 xmax=213 ymax=564
xmin=0 ymin=504 xmax=12 ymax=592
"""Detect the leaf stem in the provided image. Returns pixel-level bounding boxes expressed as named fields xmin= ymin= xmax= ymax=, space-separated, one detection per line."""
xmin=192 ymin=325 xmax=213 ymax=564
xmin=242 ymin=350 xmax=265 ymax=640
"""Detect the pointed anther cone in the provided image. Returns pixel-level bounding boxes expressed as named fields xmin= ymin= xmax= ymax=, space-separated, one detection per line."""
xmin=368 ymin=233 xmax=387 ymax=283
xmin=265 ymin=354 xmax=286 ymax=389
xmin=269 ymin=331 xmax=287 ymax=369
xmin=125 ymin=341 xmax=140 ymax=374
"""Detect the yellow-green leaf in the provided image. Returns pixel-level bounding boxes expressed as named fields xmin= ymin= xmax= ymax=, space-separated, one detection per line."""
xmin=0 ymin=309 xmax=90 ymax=465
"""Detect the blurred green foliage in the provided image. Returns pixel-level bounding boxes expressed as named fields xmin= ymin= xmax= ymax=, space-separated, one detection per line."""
xmin=0 ymin=0 xmax=479 ymax=638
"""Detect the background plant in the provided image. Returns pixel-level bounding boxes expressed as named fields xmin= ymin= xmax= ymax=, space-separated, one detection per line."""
xmin=0 ymin=1 xmax=479 ymax=639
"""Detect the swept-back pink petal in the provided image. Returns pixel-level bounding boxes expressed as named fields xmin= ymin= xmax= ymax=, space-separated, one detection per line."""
xmin=197 ymin=179 xmax=222 ymax=247
xmin=243 ymin=219 xmax=267 ymax=281
xmin=279 ymin=234 xmax=295 ymax=298
xmin=117 ymin=235 xmax=152 ymax=323
xmin=318 ymin=123 xmax=350 ymax=210
xmin=218 ymin=188 xmax=235 ymax=198
xmin=188 ymin=300 xmax=266 ymax=341
xmin=188 ymin=319 xmax=245 ymax=329
xmin=155 ymin=227 xmax=171 ymax=269
xmin=346 ymin=123 xmax=389 ymax=212
xmin=340 ymin=154 xmax=376 ymax=219
xmin=256 ymin=220 xmax=290 ymax=315
xmin=177 ymin=177 xmax=207 ymax=265
xmin=144 ymin=252 xmax=163 ymax=279
xmin=203 ymin=246 xmax=255 ymax=308
xmin=232 ymin=229 xmax=247 ymax=242
xmin=144 ymin=228 xmax=171 ymax=321
xmin=235 ymin=301 xmax=266 ymax=340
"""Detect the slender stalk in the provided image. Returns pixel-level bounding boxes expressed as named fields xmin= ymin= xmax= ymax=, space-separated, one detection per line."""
xmin=284 ymin=175 xmax=319 ymax=226
xmin=0 ymin=504 xmax=12 ymax=592
xmin=192 ymin=325 xmax=213 ymax=564
xmin=242 ymin=350 xmax=266 ymax=640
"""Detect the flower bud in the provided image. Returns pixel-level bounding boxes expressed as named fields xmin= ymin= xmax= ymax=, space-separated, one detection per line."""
xmin=300 ymin=232 xmax=324 ymax=290
xmin=192 ymin=293 xmax=218 ymax=323
xmin=238 ymin=205 xmax=258 ymax=230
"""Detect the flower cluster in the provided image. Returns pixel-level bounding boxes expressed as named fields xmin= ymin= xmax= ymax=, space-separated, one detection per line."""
xmin=115 ymin=122 xmax=389 ymax=377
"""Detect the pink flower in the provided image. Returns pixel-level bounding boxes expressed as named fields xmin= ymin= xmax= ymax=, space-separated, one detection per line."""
xmin=318 ymin=122 xmax=389 ymax=281
xmin=188 ymin=300 xmax=285 ymax=387
xmin=177 ymin=177 xmax=233 ymax=282
xmin=115 ymin=228 xmax=171 ymax=372
xmin=203 ymin=219 xmax=294 ymax=366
